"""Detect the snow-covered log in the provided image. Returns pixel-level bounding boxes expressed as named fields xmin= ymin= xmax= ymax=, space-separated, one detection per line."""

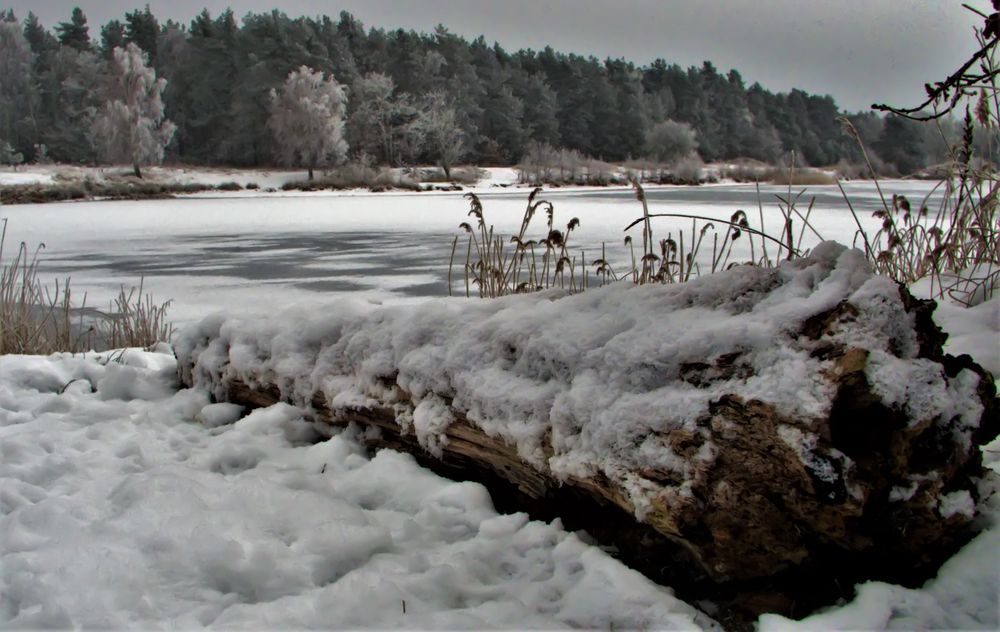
xmin=175 ymin=242 xmax=998 ymax=617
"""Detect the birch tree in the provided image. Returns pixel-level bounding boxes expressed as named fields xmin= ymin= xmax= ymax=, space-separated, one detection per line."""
xmin=416 ymin=91 xmax=464 ymax=178
xmin=347 ymin=72 xmax=422 ymax=165
xmin=92 ymin=43 xmax=175 ymax=178
xmin=268 ymin=65 xmax=349 ymax=180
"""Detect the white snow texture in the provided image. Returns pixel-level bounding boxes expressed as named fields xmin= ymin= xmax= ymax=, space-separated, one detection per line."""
xmin=0 ymin=350 xmax=714 ymax=630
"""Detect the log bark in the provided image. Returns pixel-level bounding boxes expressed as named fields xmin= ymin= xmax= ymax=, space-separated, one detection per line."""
xmin=175 ymin=244 xmax=999 ymax=623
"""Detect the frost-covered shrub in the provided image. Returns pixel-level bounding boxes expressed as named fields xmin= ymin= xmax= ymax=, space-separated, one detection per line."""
xmin=644 ymin=119 xmax=698 ymax=164
xmin=670 ymin=156 xmax=704 ymax=184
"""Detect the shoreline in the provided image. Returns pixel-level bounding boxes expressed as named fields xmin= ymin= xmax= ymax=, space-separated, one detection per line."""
xmin=0 ymin=163 xmax=903 ymax=206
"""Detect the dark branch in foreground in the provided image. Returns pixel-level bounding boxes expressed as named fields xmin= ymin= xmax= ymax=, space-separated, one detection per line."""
xmin=872 ymin=5 xmax=999 ymax=121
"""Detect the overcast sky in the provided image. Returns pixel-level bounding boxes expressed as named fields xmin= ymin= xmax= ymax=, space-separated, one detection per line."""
xmin=2 ymin=0 xmax=986 ymax=112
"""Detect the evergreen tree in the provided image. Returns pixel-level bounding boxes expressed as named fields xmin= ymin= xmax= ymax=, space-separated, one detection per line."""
xmin=99 ymin=20 xmax=125 ymax=60
xmin=23 ymin=12 xmax=55 ymax=57
xmin=479 ymin=82 xmax=525 ymax=163
xmin=519 ymin=73 xmax=560 ymax=147
xmin=386 ymin=28 xmax=431 ymax=94
xmin=876 ymin=114 xmax=928 ymax=175
xmin=547 ymin=57 xmax=594 ymax=155
xmin=55 ymin=7 xmax=90 ymax=51
xmin=36 ymin=46 xmax=102 ymax=163
xmin=335 ymin=11 xmax=366 ymax=70
xmin=0 ymin=19 xmax=37 ymax=156
xmin=124 ymin=5 xmax=159 ymax=66
xmin=171 ymin=9 xmax=238 ymax=163
xmin=433 ymin=26 xmax=484 ymax=158
xmin=154 ymin=25 xmax=190 ymax=160
xmin=315 ymin=15 xmax=358 ymax=86
xmin=604 ymin=58 xmax=649 ymax=160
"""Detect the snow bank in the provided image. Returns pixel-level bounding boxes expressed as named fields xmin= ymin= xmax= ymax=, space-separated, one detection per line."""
xmin=0 ymin=350 xmax=716 ymax=629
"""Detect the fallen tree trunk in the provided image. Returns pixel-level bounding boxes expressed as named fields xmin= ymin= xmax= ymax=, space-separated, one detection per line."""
xmin=176 ymin=242 xmax=998 ymax=622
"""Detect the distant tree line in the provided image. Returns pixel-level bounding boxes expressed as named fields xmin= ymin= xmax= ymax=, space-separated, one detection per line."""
xmin=0 ymin=6 xmax=979 ymax=175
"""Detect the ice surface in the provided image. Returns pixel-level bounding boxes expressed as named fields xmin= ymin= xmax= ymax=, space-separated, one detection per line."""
xmin=1 ymin=180 xmax=941 ymax=325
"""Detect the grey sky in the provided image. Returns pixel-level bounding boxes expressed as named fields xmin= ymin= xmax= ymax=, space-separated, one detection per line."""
xmin=2 ymin=0 xmax=985 ymax=111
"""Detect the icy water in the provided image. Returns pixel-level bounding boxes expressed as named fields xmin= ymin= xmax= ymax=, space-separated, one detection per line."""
xmin=1 ymin=180 xmax=941 ymax=323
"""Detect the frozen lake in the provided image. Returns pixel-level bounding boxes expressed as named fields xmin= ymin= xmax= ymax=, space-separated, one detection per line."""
xmin=1 ymin=180 xmax=942 ymax=324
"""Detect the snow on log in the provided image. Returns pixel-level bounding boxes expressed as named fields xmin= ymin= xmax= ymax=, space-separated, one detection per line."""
xmin=175 ymin=241 xmax=998 ymax=615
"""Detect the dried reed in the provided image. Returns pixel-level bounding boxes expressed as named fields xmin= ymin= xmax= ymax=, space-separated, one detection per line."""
xmin=0 ymin=218 xmax=175 ymax=354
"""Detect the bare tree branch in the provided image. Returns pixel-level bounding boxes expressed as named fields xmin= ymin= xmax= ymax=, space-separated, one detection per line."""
xmin=872 ymin=5 xmax=999 ymax=121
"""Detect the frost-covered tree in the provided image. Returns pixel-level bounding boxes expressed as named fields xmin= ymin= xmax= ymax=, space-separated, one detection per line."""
xmin=644 ymin=119 xmax=698 ymax=163
xmin=92 ymin=43 xmax=176 ymax=178
xmin=416 ymin=91 xmax=464 ymax=178
xmin=347 ymin=72 xmax=422 ymax=166
xmin=268 ymin=65 xmax=349 ymax=180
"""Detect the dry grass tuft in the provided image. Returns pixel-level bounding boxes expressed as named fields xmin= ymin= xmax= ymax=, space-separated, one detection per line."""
xmin=0 ymin=218 xmax=174 ymax=354
xmin=451 ymin=188 xmax=587 ymax=297
xmin=840 ymin=109 xmax=999 ymax=305
xmin=837 ymin=12 xmax=999 ymax=306
xmin=451 ymin=176 xmax=816 ymax=297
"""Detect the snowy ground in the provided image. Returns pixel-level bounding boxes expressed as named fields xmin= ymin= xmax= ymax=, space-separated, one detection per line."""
xmin=0 ymin=164 xmax=312 ymax=190
xmin=1 ymin=303 xmax=997 ymax=631
xmin=0 ymin=164 xmax=515 ymax=192
xmin=0 ymin=349 xmax=717 ymax=630
xmin=1 ymin=178 xmax=998 ymax=630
